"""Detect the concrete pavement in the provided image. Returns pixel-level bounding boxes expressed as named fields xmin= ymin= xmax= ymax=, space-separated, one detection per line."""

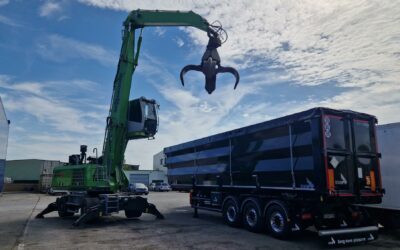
xmin=0 ymin=192 xmax=399 ymax=249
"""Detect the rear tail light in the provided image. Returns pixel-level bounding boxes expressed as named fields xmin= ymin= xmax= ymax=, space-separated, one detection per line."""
xmin=370 ymin=170 xmax=376 ymax=192
xmin=301 ymin=213 xmax=312 ymax=220
xmin=327 ymin=168 xmax=335 ymax=192
xmin=189 ymin=190 xmax=193 ymax=205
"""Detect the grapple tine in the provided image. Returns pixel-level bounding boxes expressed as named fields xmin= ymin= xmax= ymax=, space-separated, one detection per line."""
xmin=217 ymin=66 xmax=240 ymax=90
xmin=180 ymin=64 xmax=202 ymax=87
xmin=205 ymin=75 xmax=217 ymax=94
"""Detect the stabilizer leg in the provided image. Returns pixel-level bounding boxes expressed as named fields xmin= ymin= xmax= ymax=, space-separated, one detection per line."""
xmin=35 ymin=202 xmax=57 ymax=219
xmin=73 ymin=205 xmax=100 ymax=227
xmin=146 ymin=203 xmax=164 ymax=219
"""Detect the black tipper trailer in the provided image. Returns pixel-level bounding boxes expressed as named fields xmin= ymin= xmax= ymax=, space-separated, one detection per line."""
xmin=164 ymin=107 xmax=383 ymax=246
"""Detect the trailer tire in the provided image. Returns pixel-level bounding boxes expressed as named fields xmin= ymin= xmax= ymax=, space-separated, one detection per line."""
xmin=223 ymin=198 xmax=241 ymax=227
xmin=265 ymin=203 xmax=291 ymax=239
xmin=242 ymin=200 xmax=263 ymax=233
xmin=57 ymin=197 xmax=74 ymax=218
xmin=125 ymin=209 xmax=143 ymax=218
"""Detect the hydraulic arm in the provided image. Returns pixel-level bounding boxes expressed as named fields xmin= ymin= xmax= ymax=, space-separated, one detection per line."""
xmin=103 ymin=9 xmax=240 ymax=192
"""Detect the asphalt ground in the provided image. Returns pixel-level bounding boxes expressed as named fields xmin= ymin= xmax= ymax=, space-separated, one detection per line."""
xmin=0 ymin=192 xmax=399 ymax=250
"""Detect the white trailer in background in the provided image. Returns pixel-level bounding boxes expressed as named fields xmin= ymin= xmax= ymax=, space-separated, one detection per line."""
xmin=364 ymin=123 xmax=400 ymax=228
xmin=0 ymin=97 xmax=9 ymax=194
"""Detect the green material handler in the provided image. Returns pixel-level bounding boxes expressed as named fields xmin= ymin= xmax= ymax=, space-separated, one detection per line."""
xmin=36 ymin=9 xmax=239 ymax=226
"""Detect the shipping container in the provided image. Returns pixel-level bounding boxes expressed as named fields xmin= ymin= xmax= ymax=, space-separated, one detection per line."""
xmin=5 ymin=159 xmax=63 ymax=192
xmin=165 ymin=107 xmax=383 ymax=246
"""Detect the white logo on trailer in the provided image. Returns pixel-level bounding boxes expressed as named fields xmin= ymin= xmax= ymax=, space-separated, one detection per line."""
xmin=335 ymin=173 xmax=348 ymax=185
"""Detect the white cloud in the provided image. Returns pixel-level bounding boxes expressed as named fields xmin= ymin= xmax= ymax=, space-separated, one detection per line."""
xmin=36 ymin=34 xmax=118 ymax=66
xmin=78 ymin=1 xmax=400 ymax=90
xmin=1 ymin=75 xmax=108 ymax=161
xmin=174 ymin=37 xmax=185 ymax=47
xmin=78 ymin=0 xmax=196 ymax=11
xmin=319 ymin=84 xmax=400 ymax=124
xmin=39 ymin=1 xmax=62 ymax=17
xmin=0 ymin=0 xmax=9 ymax=7
xmin=154 ymin=27 xmax=166 ymax=37
xmin=0 ymin=76 xmax=43 ymax=95
xmin=0 ymin=75 xmax=105 ymax=134
xmin=0 ymin=15 xmax=21 ymax=27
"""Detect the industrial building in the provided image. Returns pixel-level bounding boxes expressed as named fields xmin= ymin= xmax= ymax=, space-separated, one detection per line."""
xmin=124 ymin=169 xmax=167 ymax=186
xmin=153 ymin=150 xmax=167 ymax=174
xmin=4 ymin=159 xmax=63 ymax=192
xmin=0 ymin=97 xmax=9 ymax=193
xmin=122 ymin=151 xmax=168 ymax=186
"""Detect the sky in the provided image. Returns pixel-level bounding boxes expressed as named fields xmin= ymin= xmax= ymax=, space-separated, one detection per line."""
xmin=0 ymin=0 xmax=399 ymax=169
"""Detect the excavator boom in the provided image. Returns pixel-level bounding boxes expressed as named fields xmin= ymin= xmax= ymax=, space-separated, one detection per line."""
xmin=102 ymin=10 xmax=239 ymax=192
xmin=125 ymin=10 xmax=210 ymax=31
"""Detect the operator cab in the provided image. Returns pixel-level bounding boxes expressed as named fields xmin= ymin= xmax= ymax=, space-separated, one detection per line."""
xmin=127 ymin=97 xmax=159 ymax=139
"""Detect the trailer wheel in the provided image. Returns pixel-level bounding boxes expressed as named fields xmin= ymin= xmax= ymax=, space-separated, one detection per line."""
xmin=57 ymin=197 xmax=74 ymax=218
xmin=266 ymin=204 xmax=291 ymax=239
xmin=223 ymin=198 xmax=241 ymax=227
xmin=242 ymin=201 xmax=263 ymax=232
xmin=125 ymin=209 xmax=143 ymax=218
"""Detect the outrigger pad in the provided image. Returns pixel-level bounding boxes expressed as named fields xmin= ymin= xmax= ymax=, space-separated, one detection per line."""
xmin=35 ymin=202 xmax=57 ymax=219
xmin=125 ymin=196 xmax=164 ymax=219
xmin=147 ymin=203 xmax=164 ymax=219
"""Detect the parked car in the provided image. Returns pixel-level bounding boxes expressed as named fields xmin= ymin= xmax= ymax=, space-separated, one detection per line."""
xmin=47 ymin=187 xmax=68 ymax=196
xmin=149 ymin=183 xmax=157 ymax=191
xmin=129 ymin=183 xmax=149 ymax=195
xmin=154 ymin=182 xmax=171 ymax=192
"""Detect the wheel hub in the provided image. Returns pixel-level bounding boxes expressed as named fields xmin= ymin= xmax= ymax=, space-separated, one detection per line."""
xmin=246 ymin=208 xmax=258 ymax=227
xmin=270 ymin=211 xmax=285 ymax=233
xmin=227 ymin=206 xmax=237 ymax=222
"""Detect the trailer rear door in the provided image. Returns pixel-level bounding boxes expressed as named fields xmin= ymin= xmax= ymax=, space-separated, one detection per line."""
xmin=322 ymin=114 xmax=381 ymax=197
xmin=352 ymin=120 xmax=381 ymax=196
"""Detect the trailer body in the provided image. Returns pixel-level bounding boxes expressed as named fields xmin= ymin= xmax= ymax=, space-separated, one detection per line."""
xmin=362 ymin=123 xmax=400 ymax=228
xmin=165 ymin=107 xmax=383 ymax=246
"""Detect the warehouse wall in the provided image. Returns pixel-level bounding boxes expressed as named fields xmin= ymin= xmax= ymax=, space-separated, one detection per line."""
xmin=124 ymin=170 xmax=168 ymax=186
xmin=153 ymin=150 xmax=167 ymax=174
xmin=0 ymin=97 xmax=9 ymax=193
xmin=4 ymin=159 xmax=63 ymax=192
xmin=5 ymin=160 xmax=45 ymax=182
